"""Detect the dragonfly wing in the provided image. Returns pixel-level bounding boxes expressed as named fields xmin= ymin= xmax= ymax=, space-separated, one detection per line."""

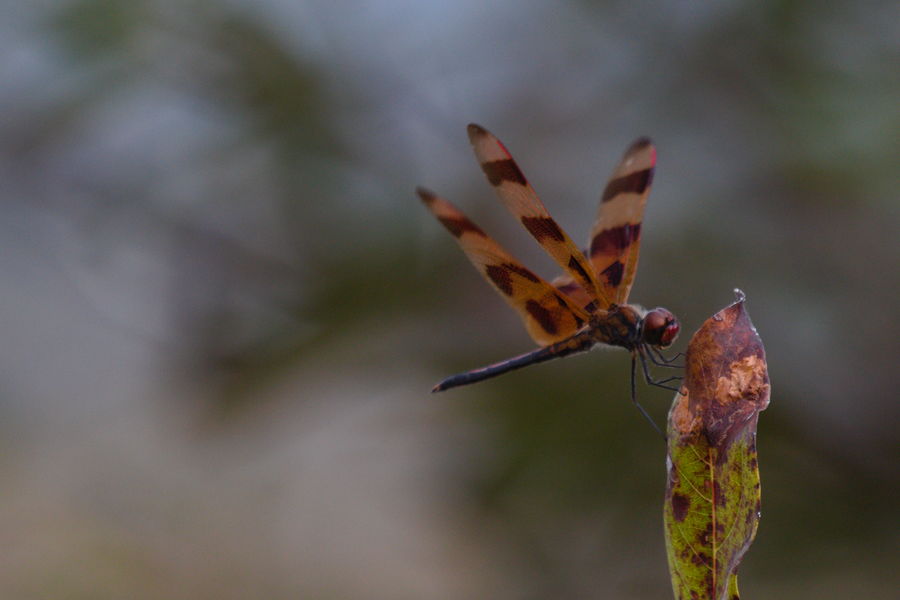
xmin=467 ymin=124 xmax=611 ymax=308
xmin=589 ymin=137 xmax=656 ymax=304
xmin=419 ymin=187 xmax=589 ymax=346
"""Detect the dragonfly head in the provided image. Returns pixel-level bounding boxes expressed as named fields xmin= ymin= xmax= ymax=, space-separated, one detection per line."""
xmin=641 ymin=308 xmax=679 ymax=348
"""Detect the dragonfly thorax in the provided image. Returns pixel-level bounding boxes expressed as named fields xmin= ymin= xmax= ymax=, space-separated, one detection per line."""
xmin=588 ymin=305 xmax=679 ymax=351
xmin=588 ymin=304 xmax=644 ymax=350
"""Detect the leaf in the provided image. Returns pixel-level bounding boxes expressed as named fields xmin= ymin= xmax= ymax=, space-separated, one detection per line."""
xmin=664 ymin=290 xmax=770 ymax=600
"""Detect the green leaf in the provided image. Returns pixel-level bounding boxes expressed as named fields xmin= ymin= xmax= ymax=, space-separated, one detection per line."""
xmin=664 ymin=291 xmax=770 ymax=600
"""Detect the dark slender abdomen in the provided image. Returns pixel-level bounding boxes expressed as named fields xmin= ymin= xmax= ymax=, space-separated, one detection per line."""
xmin=431 ymin=306 xmax=644 ymax=393
xmin=432 ymin=331 xmax=595 ymax=392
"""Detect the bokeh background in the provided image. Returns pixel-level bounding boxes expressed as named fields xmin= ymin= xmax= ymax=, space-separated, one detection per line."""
xmin=1 ymin=1 xmax=897 ymax=598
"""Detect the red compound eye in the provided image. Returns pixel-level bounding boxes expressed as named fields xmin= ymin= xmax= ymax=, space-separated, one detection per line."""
xmin=643 ymin=308 xmax=679 ymax=347
xmin=659 ymin=320 xmax=679 ymax=347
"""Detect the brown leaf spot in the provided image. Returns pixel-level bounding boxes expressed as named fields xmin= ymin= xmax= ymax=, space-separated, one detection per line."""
xmin=481 ymin=159 xmax=527 ymax=186
xmin=671 ymin=492 xmax=691 ymax=522
xmin=691 ymin=551 xmax=710 ymax=568
xmin=670 ymin=391 xmax=699 ymax=435
xmin=715 ymin=355 xmax=771 ymax=409
xmin=713 ymin=480 xmax=727 ymax=508
xmin=699 ymin=522 xmax=713 ymax=546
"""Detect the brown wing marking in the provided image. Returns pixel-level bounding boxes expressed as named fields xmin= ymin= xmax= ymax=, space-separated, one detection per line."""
xmin=466 ymin=124 xmax=611 ymax=309
xmin=588 ymin=137 xmax=656 ymax=304
xmin=550 ymin=273 xmax=597 ymax=315
xmin=418 ymin=187 xmax=589 ymax=346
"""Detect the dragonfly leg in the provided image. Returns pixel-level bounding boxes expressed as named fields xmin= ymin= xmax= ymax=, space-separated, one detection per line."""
xmin=647 ymin=346 xmax=685 ymax=369
xmin=631 ymin=353 xmax=664 ymax=439
xmin=638 ymin=347 xmax=682 ymax=392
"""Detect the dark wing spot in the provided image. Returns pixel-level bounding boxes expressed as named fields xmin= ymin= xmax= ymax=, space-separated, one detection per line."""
xmin=522 ymin=216 xmax=565 ymax=242
xmin=552 ymin=293 xmax=583 ymax=326
xmin=567 ymin=254 xmax=591 ymax=282
xmin=671 ymin=493 xmax=690 ymax=522
xmin=485 ymin=263 xmax=541 ymax=296
xmin=437 ymin=216 xmax=485 ymax=238
xmin=481 ymin=159 xmax=527 ymax=186
xmin=556 ymin=280 xmax=595 ymax=315
xmin=601 ymin=261 xmax=624 ymax=287
xmin=485 ymin=265 xmax=513 ymax=295
xmin=601 ymin=168 xmax=653 ymax=202
xmin=590 ymin=224 xmax=641 ymax=256
xmin=503 ymin=263 xmax=540 ymax=283
xmin=525 ymin=300 xmax=558 ymax=335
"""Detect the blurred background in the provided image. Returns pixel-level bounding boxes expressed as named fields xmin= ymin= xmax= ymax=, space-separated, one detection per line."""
xmin=1 ymin=1 xmax=897 ymax=598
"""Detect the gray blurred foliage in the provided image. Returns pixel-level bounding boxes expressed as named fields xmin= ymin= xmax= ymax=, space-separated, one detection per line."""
xmin=0 ymin=0 xmax=897 ymax=598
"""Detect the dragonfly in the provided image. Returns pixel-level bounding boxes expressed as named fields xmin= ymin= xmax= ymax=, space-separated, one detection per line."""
xmin=419 ymin=124 xmax=680 ymax=430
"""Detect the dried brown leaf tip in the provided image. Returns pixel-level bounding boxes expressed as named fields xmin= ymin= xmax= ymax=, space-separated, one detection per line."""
xmin=672 ymin=290 xmax=770 ymax=446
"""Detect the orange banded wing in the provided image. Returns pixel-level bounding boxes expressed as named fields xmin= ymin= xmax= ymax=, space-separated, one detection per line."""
xmin=466 ymin=124 xmax=611 ymax=309
xmin=418 ymin=187 xmax=589 ymax=346
xmin=589 ymin=137 xmax=656 ymax=305
xmin=550 ymin=274 xmax=597 ymax=315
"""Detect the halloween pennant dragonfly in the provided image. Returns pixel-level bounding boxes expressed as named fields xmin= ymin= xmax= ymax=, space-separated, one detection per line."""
xmin=419 ymin=124 xmax=680 ymax=426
